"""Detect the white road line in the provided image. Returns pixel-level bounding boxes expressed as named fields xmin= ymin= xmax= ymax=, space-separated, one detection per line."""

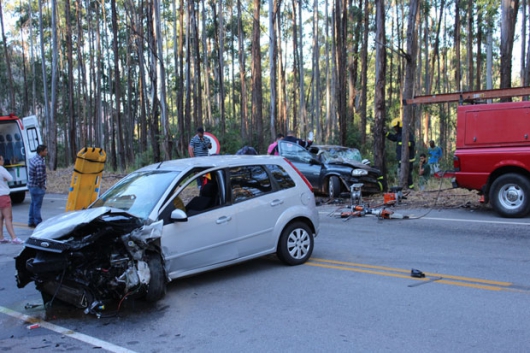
xmin=419 ymin=217 xmax=530 ymax=226
xmin=0 ymin=306 xmax=138 ymax=353
xmin=319 ymin=210 xmax=530 ymax=226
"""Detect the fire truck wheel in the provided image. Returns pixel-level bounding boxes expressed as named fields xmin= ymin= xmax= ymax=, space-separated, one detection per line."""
xmin=489 ymin=173 xmax=530 ymax=218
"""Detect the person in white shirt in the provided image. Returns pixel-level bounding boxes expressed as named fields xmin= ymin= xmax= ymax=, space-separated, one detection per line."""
xmin=0 ymin=155 xmax=23 ymax=244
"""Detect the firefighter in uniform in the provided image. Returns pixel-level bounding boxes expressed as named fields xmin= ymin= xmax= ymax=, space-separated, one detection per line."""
xmin=385 ymin=118 xmax=415 ymax=189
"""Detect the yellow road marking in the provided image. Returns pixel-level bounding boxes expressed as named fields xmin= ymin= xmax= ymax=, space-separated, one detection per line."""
xmin=308 ymin=258 xmax=517 ymax=292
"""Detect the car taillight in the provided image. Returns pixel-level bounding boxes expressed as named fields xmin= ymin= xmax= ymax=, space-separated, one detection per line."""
xmin=453 ymin=155 xmax=460 ymax=172
xmin=283 ymin=158 xmax=314 ymax=192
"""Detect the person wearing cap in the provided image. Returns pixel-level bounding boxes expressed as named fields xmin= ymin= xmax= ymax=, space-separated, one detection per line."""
xmin=188 ymin=127 xmax=212 ymax=158
xmin=427 ymin=140 xmax=442 ymax=174
xmin=384 ymin=118 xmax=415 ymax=189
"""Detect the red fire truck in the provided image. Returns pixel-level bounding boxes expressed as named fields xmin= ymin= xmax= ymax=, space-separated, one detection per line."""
xmin=405 ymin=87 xmax=530 ymax=218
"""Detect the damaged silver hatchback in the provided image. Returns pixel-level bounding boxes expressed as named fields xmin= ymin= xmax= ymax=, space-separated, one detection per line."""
xmin=15 ymin=155 xmax=319 ymax=315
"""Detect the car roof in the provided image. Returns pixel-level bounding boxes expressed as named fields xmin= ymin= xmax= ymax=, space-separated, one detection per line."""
xmin=136 ymin=155 xmax=286 ymax=172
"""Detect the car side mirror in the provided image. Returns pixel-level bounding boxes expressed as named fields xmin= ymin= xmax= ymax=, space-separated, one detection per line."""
xmin=170 ymin=209 xmax=188 ymax=222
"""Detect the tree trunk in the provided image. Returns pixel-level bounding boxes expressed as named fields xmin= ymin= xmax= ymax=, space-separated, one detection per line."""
xmin=0 ymin=0 xmax=15 ymax=112
xmin=401 ymin=0 xmax=420 ymax=189
xmin=49 ymin=0 xmax=58 ymax=170
xmin=360 ymin=0 xmax=369 ymax=145
xmin=65 ymin=0 xmax=76 ymax=163
xmin=298 ymin=0 xmax=306 ymax=137
xmin=251 ymin=0 xmax=264 ymax=152
xmin=466 ymin=1 xmax=474 ymax=91
xmin=500 ymin=0 xmax=520 ymax=96
xmin=201 ymin=0 xmax=212 ymax=128
xmin=218 ymin=0 xmax=226 ymax=137
xmin=373 ymin=0 xmax=386 ymax=175
xmin=237 ymin=0 xmax=249 ymax=142
xmin=38 ymin=0 xmax=50 ymax=145
xmin=269 ymin=0 xmax=278 ymax=141
xmin=154 ymin=0 xmax=170 ymax=160
xmin=111 ymin=0 xmax=126 ymax=170
xmin=454 ymin=0 xmax=461 ymax=91
xmin=335 ymin=0 xmax=347 ymax=146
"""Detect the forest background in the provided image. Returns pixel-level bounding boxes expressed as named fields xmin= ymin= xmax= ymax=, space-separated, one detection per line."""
xmin=0 ymin=0 xmax=528 ymax=187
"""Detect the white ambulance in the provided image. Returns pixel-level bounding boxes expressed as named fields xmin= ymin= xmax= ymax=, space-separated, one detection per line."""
xmin=0 ymin=114 xmax=43 ymax=204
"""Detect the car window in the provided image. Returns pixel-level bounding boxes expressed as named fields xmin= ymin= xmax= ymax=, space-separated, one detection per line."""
xmin=230 ymin=165 xmax=272 ymax=203
xmin=159 ymin=168 xmax=225 ymax=219
xmin=92 ymin=170 xmax=179 ymax=220
xmin=266 ymin=164 xmax=295 ymax=190
xmin=278 ymin=140 xmax=313 ymax=163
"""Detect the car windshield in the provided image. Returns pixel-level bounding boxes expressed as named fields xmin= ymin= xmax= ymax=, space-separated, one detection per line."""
xmin=91 ymin=170 xmax=181 ymax=219
xmin=320 ymin=148 xmax=362 ymax=163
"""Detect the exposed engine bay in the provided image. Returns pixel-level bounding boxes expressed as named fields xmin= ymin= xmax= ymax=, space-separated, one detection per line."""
xmin=15 ymin=208 xmax=166 ymax=317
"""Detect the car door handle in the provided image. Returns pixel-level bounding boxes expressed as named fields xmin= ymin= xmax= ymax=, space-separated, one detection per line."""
xmin=271 ymin=199 xmax=284 ymax=207
xmin=216 ymin=216 xmax=232 ymax=224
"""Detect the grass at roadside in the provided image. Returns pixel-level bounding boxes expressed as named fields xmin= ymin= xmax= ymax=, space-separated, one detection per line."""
xmin=47 ymin=167 xmax=124 ymax=195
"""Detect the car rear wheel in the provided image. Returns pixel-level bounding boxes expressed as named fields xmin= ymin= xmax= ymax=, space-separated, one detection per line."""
xmin=276 ymin=222 xmax=314 ymax=266
xmin=144 ymin=253 xmax=167 ymax=302
xmin=489 ymin=173 xmax=530 ymax=218
xmin=328 ymin=176 xmax=341 ymax=199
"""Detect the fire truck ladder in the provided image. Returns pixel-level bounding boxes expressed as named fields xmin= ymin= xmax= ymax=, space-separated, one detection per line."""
xmin=403 ymin=86 xmax=530 ymax=106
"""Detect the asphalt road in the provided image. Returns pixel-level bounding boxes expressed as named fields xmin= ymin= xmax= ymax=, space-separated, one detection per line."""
xmin=1 ymin=194 xmax=529 ymax=352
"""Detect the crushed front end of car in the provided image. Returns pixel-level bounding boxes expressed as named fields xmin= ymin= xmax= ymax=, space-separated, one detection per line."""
xmin=15 ymin=207 xmax=167 ymax=316
xmin=330 ymin=160 xmax=387 ymax=194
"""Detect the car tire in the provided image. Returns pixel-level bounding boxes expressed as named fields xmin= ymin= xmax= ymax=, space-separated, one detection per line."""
xmin=10 ymin=191 xmax=25 ymax=204
xmin=328 ymin=176 xmax=341 ymax=199
xmin=276 ymin=221 xmax=314 ymax=266
xmin=144 ymin=253 xmax=167 ymax=302
xmin=489 ymin=173 xmax=530 ymax=218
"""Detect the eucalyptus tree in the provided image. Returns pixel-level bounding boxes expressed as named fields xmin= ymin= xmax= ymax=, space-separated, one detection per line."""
xmin=373 ymin=0 xmax=386 ymax=175
xmin=400 ymin=0 xmax=419 ymax=189
xmin=237 ymin=0 xmax=249 ymax=143
xmin=49 ymin=0 xmax=58 ymax=170
xmin=0 ymin=0 xmax=15 ymax=112
xmin=500 ymin=0 xmax=520 ymax=93
xmin=251 ymin=0 xmax=264 ymax=152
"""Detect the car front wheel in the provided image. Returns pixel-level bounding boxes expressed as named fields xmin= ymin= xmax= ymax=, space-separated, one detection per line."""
xmin=328 ymin=176 xmax=341 ymax=199
xmin=276 ymin=222 xmax=314 ymax=266
xmin=144 ymin=253 xmax=167 ymax=302
xmin=489 ymin=173 xmax=530 ymax=218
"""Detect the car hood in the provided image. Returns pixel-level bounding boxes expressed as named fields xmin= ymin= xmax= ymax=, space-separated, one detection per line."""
xmin=30 ymin=207 xmax=142 ymax=240
xmin=326 ymin=158 xmax=381 ymax=174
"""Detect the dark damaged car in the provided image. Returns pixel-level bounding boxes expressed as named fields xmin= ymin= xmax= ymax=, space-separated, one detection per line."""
xmin=278 ymin=141 xmax=386 ymax=198
xmin=15 ymin=155 xmax=319 ymax=315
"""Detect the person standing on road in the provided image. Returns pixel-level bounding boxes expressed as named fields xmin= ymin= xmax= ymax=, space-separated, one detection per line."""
xmin=188 ymin=127 xmax=212 ymax=158
xmin=385 ymin=118 xmax=415 ymax=189
xmin=0 ymin=155 xmax=23 ymax=244
xmin=28 ymin=144 xmax=48 ymax=228
xmin=428 ymin=140 xmax=442 ymax=174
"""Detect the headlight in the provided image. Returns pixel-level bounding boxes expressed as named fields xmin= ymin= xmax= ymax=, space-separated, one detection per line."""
xmin=351 ymin=169 xmax=368 ymax=176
